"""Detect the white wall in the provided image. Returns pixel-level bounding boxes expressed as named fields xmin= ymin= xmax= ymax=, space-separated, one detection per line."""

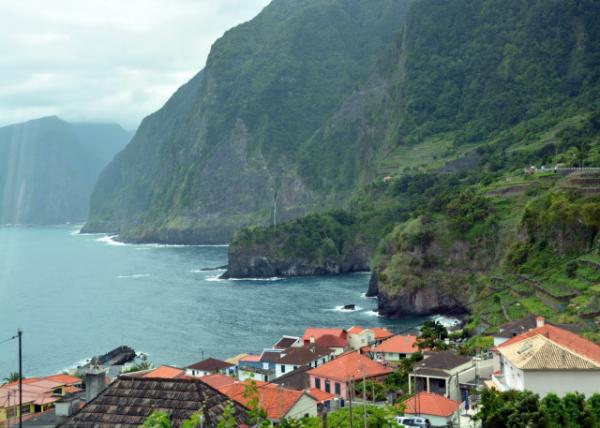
xmin=348 ymin=331 xmax=374 ymax=350
xmin=523 ymin=371 xmax=600 ymax=397
xmin=502 ymin=360 xmax=524 ymax=391
xmin=285 ymin=394 xmax=318 ymax=419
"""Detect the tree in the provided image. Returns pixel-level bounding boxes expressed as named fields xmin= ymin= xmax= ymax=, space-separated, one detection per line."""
xmin=2 ymin=372 xmax=22 ymax=384
xmin=418 ymin=320 xmax=448 ymax=350
xmin=541 ymin=393 xmax=567 ymax=428
xmin=142 ymin=411 xmax=203 ymax=428
xmin=122 ymin=355 xmax=154 ymax=374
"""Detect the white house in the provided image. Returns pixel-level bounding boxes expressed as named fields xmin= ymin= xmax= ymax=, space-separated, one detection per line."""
xmin=402 ymin=392 xmax=461 ymax=427
xmin=492 ymin=317 xmax=600 ymax=397
xmin=347 ymin=327 xmax=375 ymax=350
xmin=372 ymin=335 xmax=419 ymax=361
xmin=274 ymin=346 xmax=335 ymax=378
xmin=185 ymin=358 xmax=235 ymax=377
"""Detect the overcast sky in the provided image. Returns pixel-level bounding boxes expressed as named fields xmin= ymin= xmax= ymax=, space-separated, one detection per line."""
xmin=0 ymin=0 xmax=271 ymax=130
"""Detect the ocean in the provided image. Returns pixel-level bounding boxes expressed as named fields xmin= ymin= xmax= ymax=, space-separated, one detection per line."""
xmin=0 ymin=225 xmax=426 ymax=376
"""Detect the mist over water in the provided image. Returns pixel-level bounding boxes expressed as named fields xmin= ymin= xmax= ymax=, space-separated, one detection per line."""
xmin=0 ymin=226 xmax=424 ymax=375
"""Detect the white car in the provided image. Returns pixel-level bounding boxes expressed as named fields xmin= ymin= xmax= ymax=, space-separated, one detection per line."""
xmin=395 ymin=416 xmax=429 ymax=427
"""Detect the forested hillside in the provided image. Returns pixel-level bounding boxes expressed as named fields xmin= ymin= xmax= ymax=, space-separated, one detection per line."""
xmin=0 ymin=116 xmax=130 ymax=225
xmin=227 ymin=0 xmax=600 ymax=338
xmin=83 ymin=0 xmax=413 ymax=243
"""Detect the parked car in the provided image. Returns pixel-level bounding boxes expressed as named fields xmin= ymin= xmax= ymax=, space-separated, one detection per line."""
xmin=395 ymin=416 xmax=430 ymax=427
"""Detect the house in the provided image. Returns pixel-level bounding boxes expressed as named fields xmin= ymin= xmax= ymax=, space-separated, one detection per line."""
xmin=303 ymin=328 xmax=347 ymax=347
xmin=308 ymin=351 xmax=393 ymax=400
xmin=217 ymin=381 xmax=317 ymax=422
xmin=493 ymin=314 xmax=581 ymax=346
xmin=259 ymin=349 xmax=284 ymax=371
xmin=408 ymin=351 xmax=474 ymax=402
xmin=315 ymin=335 xmax=347 ymax=355
xmin=200 ymin=373 xmax=237 ymax=390
xmin=185 ymin=357 xmax=235 ymax=377
xmin=371 ymin=327 xmax=394 ymax=345
xmin=238 ymin=366 xmax=273 ymax=383
xmin=308 ymin=388 xmax=339 ymax=413
xmin=373 ymin=335 xmax=419 ymax=361
xmin=347 ymin=327 xmax=375 ymax=350
xmin=238 ymin=354 xmax=262 ymax=369
xmin=273 ymin=336 xmax=303 ymax=349
xmin=492 ymin=317 xmax=600 ymax=397
xmin=271 ymin=366 xmax=311 ymax=390
xmin=60 ymin=376 xmax=250 ymax=427
xmin=225 ymin=353 xmax=251 ymax=366
xmin=0 ymin=374 xmax=82 ymax=425
xmin=275 ymin=346 xmax=335 ymax=378
xmin=402 ymin=392 xmax=461 ymax=427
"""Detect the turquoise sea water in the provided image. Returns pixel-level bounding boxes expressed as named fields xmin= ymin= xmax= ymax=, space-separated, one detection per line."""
xmin=0 ymin=226 xmax=425 ymax=376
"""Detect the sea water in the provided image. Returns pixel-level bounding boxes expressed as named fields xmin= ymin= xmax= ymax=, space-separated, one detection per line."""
xmin=0 ymin=225 xmax=426 ymax=375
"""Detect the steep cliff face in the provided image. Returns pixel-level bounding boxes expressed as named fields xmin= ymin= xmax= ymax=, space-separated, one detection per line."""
xmin=84 ymin=0 xmax=413 ymax=243
xmin=0 ymin=116 xmax=130 ymax=225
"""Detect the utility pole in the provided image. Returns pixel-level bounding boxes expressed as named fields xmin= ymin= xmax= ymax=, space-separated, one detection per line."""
xmin=321 ymin=409 xmax=328 ymax=428
xmin=362 ymin=373 xmax=367 ymax=428
xmin=18 ymin=329 xmax=23 ymax=428
xmin=348 ymin=378 xmax=354 ymax=428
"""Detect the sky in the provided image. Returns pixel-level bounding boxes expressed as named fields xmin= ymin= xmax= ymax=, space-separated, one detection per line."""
xmin=0 ymin=0 xmax=271 ymax=131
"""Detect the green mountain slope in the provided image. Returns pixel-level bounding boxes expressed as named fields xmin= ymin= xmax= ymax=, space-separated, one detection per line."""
xmin=0 ymin=116 xmax=131 ymax=225
xmin=83 ymin=0 xmax=413 ymax=244
xmin=227 ymin=0 xmax=600 ymax=337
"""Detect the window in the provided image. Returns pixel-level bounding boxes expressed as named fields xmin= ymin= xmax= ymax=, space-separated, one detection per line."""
xmin=325 ymin=380 xmax=331 ymax=393
xmin=281 ymin=365 xmax=286 ymax=373
xmin=315 ymin=378 xmax=321 ymax=389
xmin=335 ymin=383 xmax=341 ymax=395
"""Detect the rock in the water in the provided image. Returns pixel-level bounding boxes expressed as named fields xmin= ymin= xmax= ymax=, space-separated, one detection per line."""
xmin=342 ymin=304 xmax=356 ymax=310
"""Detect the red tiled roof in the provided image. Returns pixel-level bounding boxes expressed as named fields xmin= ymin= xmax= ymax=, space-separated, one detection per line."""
xmin=142 ymin=365 xmax=185 ymax=379
xmin=308 ymin=388 xmax=336 ymax=403
xmin=200 ymin=374 xmax=236 ymax=389
xmin=496 ymin=323 xmax=600 ymax=365
xmin=307 ymin=351 xmax=393 ymax=382
xmin=403 ymin=392 xmax=459 ymax=417
xmin=347 ymin=326 xmax=365 ymax=334
xmin=373 ymin=335 xmax=419 ymax=354
xmin=315 ymin=334 xmax=347 ymax=348
xmin=217 ymin=382 xmax=306 ymax=420
xmin=303 ymin=328 xmax=346 ymax=343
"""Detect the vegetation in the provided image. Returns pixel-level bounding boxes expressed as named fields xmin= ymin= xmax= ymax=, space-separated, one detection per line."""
xmin=142 ymin=411 xmax=203 ymax=428
xmin=2 ymin=372 xmax=22 ymax=384
xmin=122 ymin=355 xmax=154 ymax=374
xmin=477 ymin=389 xmax=600 ymax=428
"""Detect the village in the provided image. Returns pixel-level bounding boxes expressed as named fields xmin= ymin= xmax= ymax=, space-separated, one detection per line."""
xmin=2 ymin=315 xmax=600 ymax=428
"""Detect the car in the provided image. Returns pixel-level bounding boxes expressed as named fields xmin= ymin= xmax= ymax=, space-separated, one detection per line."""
xmin=395 ymin=416 xmax=430 ymax=427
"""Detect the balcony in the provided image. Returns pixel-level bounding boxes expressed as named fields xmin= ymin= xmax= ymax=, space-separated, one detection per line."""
xmin=491 ymin=373 xmax=510 ymax=392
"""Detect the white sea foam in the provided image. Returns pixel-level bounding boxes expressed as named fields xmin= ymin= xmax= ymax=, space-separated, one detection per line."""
xmin=117 ymin=274 xmax=151 ymax=279
xmin=96 ymin=235 xmax=126 ymax=246
xmin=206 ymin=274 xmax=285 ymax=282
xmin=430 ymin=314 xmax=462 ymax=328
xmin=360 ymin=292 xmax=377 ymax=299
xmin=362 ymin=310 xmax=382 ymax=317
xmin=327 ymin=305 xmax=363 ymax=313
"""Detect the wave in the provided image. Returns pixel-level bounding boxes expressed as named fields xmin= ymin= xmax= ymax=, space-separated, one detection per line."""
xmin=360 ymin=292 xmax=377 ymax=300
xmin=205 ymin=274 xmax=285 ymax=282
xmin=326 ymin=305 xmax=364 ymax=313
xmin=191 ymin=268 xmax=227 ymax=274
xmin=96 ymin=235 xmax=126 ymax=246
xmin=361 ymin=310 xmax=382 ymax=317
xmin=430 ymin=314 xmax=462 ymax=328
xmin=117 ymin=274 xmax=151 ymax=279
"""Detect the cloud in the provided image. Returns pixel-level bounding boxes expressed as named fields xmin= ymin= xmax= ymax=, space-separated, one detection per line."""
xmin=0 ymin=0 xmax=271 ymax=130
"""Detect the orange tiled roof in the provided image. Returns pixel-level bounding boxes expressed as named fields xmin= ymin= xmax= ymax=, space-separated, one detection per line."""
xmin=315 ymin=334 xmax=347 ymax=348
xmin=200 ymin=374 xmax=236 ymax=389
xmin=347 ymin=326 xmax=365 ymax=334
xmin=403 ymin=392 xmax=459 ymax=417
xmin=303 ymin=328 xmax=346 ymax=342
xmin=308 ymin=388 xmax=336 ymax=403
xmin=142 ymin=365 xmax=185 ymax=379
xmin=497 ymin=323 xmax=600 ymax=365
xmin=217 ymin=381 xmax=305 ymax=420
xmin=373 ymin=335 xmax=419 ymax=354
xmin=44 ymin=374 xmax=82 ymax=385
xmin=307 ymin=351 xmax=393 ymax=382
xmin=240 ymin=355 xmax=261 ymax=363
xmin=370 ymin=327 xmax=393 ymax=340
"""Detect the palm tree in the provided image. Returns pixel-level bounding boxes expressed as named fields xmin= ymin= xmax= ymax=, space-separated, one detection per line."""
xmin=2 ymin=372 xmax=21 ymax=384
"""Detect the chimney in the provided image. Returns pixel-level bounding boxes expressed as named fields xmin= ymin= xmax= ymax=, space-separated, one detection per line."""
xmin=85 ymin=368 xmax=108 ymax=403
xmin=536 ymin=316 xmax=545 ymax=328
xmin=55 ymin=394 xmax=81 ymax=424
